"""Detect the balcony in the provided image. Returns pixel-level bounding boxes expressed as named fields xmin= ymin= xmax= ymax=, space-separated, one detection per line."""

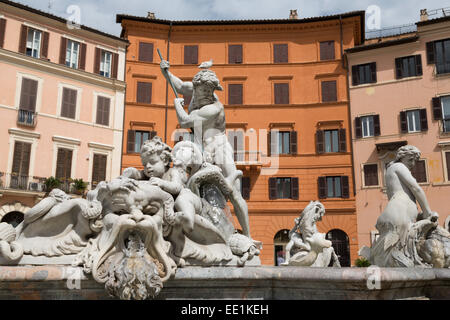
xmin=234 ymin=151 xmax=263 ymax=172
xmin=17 ymin=109 xmax=37 ymax=127
xmin=0 ymin=173 xmax=46 ymax=193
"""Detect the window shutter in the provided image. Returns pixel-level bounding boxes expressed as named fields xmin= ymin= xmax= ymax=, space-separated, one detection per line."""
xmin=426 ymin=41 xmax=435 ymax=64
xmin=41 ymin=32 xmax=49 ymax=59
xmin=150 ymin=131 xmax=157 ymax=139
xmin=268 ymin=177 xmax=277 ymax=200
xmin=241 ymin=177 xmax=250 ymax=200
xmin=364 ymin=164 xmax=379 ymax=186
xmin=339 ymin=129 xmax=346 ymax=152
xmin=228 ymin=84 xmax=243 ymax=105
xmin=320 ymin=41 xmax=335 ymax=61
xmin=229 ymin=44 xmax=243 ymax=64
xmin=112 ymin=53 xmax=119 ymax=79
xmin=321 ymin=80 xmax=337 ymax=102
xmin=446 ymin=152 xmax=450 ymax=181
xmin=341 ymin=176 xmax=349 ymax=198
xmin=291 ymin=177 xmax=299 ymax=200
xmin=420 ymin=109 xmax=428 ymax=131
xmin=19 ymin=78 xmax=38 ymax=112
xmin=127 ymin=130 xmax=136 ymax=153
xmin=432 ymin=97 xmax=442 ymax=120
xmin=290 ymin=131 xmax=298 ymax=155
xmin=415 ymin=55 xmax=423 ymax=76
xmin=139 ymin=42 xmax=154 ymax=62
xmin=56 ymin=148 xmax=72 ymax=180
xmin=400 ymin=111 xmax=408 ymax=133
xmin=274 ymin=83 xmax=289 ymax=104
xmin=12 ymin=141 xmax=32 ymax=177
xmin=351 ymin=65 xmax=359 ymax=86
xmin=94 ymin=48 xmax=101 ymax=74
xmin=137 ymin=82 xmax=152 ymax=104
xmin=355 ymin=117 xmax=362 ymax=138
xmin=0 ymin=18 xmax=6 ymax=48
xmin=318 ymin=177 xmax=327 ymax=199
xmin=267 ymin=131 xmax=272 ymax=156
xmin=20 ymin=142 xmax=31 ymax=177
xmin=79 ymin=43 xmax=87 ymax=70
xmin=59 ymin=37 xmax=67 ymax=65
xmin=19 ymin=25 xmax=27 ymax=54
xmin=316 ymin=130 xmax=325 ymax=154
xmin=92 ymin=154 xmax=107 ymax=185
xmin=395 ymin=58 xmax=402 ymax=79
xmin=96 ymin=96 xmax=110 ymax=126
xmin=370 ymin=62 xmax=377 ymax=83
xmin=61 ymin=87 xmax=77 ymax=119
xmin=184 ymin=45 xmax=198 ymax=65
xmin=374 ymin=115 xmax=381 ymax=136
xmin=274 ymin=44 xmax=288 ymax=63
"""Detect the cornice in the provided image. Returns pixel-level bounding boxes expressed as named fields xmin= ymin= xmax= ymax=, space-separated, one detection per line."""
xmin=8 ymin=128 xmax=40 ymax=139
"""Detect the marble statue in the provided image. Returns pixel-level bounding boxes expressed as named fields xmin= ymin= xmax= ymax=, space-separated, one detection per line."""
xmin=281 ymin=201 xmax=340 ymax=267
xmin=360 ymin=145 xmax=450 ymax=268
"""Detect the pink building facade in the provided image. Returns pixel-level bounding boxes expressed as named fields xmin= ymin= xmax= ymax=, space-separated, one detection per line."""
xmin=347 ymin=14 xmax=450 ymax=249
xmin=0 ymin=1 xmax=127 ymax=225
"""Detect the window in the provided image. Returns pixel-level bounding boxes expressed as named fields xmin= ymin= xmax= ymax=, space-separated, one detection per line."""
xmin=435 ymin=96 xmax=450 ymax=133
xmin=320 ymin=41 xmax=335 ymax=61
xmin=127 ymin=130 xmax=156 ymax=153
xmin=321 ymin=80 xmax=337 ymax=102
xmin=446 ymin=152 xmax=450 ymax=181
xmin=318 ymin=176 xmax=349 ymax=199
xmin=274 ymin=83 xmax=289 ymax=104
xmin=227 ymin=130 xmax=244 ymax=161
xmin=228 ymin=84 xmax=243 ymax=105
xmin=240 ymin=177 xmax=250 ymax=200
xmin=351 ymin=62 xmax=377 ymax=86
xmin=94 ymin=48 xmax=118 ymax=78
xmin=26 ymin=28 xmax=42 ymax=58
xmin=18 ymin=78 xmax=38 ymax=126
xmin=410 ymin=159 xmax=427 ymax=183
xmin=10 ymin=141 xmax=31 ymax=189
xmin=65 ymin=40 xmax=80 ymax=69
xmin=433 ymin=39 xmax=450 ymax=74
xmin=137 ymin=82 xmax=152 ymax=104
xmin=273 ymin=44 xmax=288 ymax=63
xmin=268 ymin=177 xmax=299 ymax=200
xmin=0 ymin=18 xmax=7 ymax=49
xmin=355 ymin=115 xmax=381 ymax=138
xmin=92 ymin=154 xmax=107 ymax=188
xmin=363 ymin=163 xmax=379 ymax=187
xmin=100 ymin=51 xmax=112 ymax=78
xmin=362 ymin=116 xmax=374 ymax=137
xmin=316 ymin=129 xmax=346 ymax=154
xmin=139 ymin=42 xmax=154 ymax=62
xmin=184 ymin=45 xmax=198 ymax=65
xmin=55 ymin=148 xmax=73 ymax=181
xmin=395 ymin=55 xmax=422 ymax=79
xmin=96 ymin=96 xmax=110 ymax=126
xmin=400 ymin=109 xmax=428 ymax=133
xmin=268 ymin=130 xmax=297 ymax=156
xmin=61 ymin=87 xmax=77 ymax=119
xmin=228 ymin=44 xmax=243 ymax=64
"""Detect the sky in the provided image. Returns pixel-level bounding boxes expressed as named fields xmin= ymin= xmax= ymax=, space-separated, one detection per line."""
xmin=10 ymin=0 xmax=450 ymax=37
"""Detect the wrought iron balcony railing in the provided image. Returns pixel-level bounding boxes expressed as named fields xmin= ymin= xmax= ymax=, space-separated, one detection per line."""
xmin=17 ymin=109 xmax=37 ymax=127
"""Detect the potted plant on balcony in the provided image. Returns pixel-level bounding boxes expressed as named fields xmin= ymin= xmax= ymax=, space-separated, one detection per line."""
xmin=72 ymin=178 xmax=88 ymax=196
xmin=44 ymin=176 xmax=61 ymax=195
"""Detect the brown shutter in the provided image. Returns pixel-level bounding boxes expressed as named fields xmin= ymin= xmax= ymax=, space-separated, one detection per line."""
xmin=96 ymin=96 xmax=110 ymax=126
xmin=322 ymin=80 xmax=337 ymax=102
xmin=351 ymin=65 xmax=359 ymax=86
xmin=274 ymin=44 xmax=288 ymax=63
xmin=139 ymin=42 xmax=153 ymax=62
xmin=127 ymin=130 xmax=136 ymax=153
xmin=19 ymin=78 xmax=38 ymax=112
xmin=374 ymin=115 xmax=381 ymax=136
xmin=137 ymin=82 xmax=152 ymax=104
xmin=395 ymin=57 xmax=402 ymax=79
xmin=56 ymin=148 xmax=72 ymax=180
xmin=320 ymin=41 xmax=335 ymax=60
xmin=228 ymin=84 xmax=243 ymax=105
xmin=364 ymin=164 xmax=379 ymax=186
xmin=94 ymin=48 xmax=101 ymax=74
xmin=426 ymin=41 xmax=435 ymax=64
xmin=274 ymin=83 xmax=289 ymax=104
xmin=184 ymin=45 xmax=198 ymax=65
xmin=291 ymin=177 xmax=299 ymax=200
xmin=241 ymin=177 xmax=250 ymax=200
xmin=267 ymin=131 xmax=272 ymax=156
xmin=339 ymin=129 xmax=346 ymax=152
xmin=446 ymin=152 xmax=450 ymax=181
xmin=415 ymin=55 xmax=423 ymax=76
xmin=59 ymin=37 xmax=67 ymax=65
xmin=41 ymin=32 xmax=49 ymax=59
xmin=112 ymin=53 xmax=119 ymax=79
xmin=318 ymin=176 xmax=327 ymax=199
xmin=341 ymin=176 xmax=349 ymax=198
xmin=370 ymin=62 xmax=377 ymax=83
xmin=316 ymin=130 xmax=324 ymax=154
xmin=92 ymin=154 xmax=107 ymax=184
xmin=290 ymin=131 xmax=298 ymax=155
xmin=19 ymin=25 xmax=28 ymax=54
xmin=432 ymin=97 xmax=442 ymax=120
xmin=268 ymin=177 xmax=277 ymax=200
xmin=355 ymin=117 xmax=362 ymax=138
xmin=61 ymin=87 xmax=77 ymax=119
xmin=11 ymin=141 xmax=23 ymax=174
xmin=0 ymin=18 xmax=6 ymax=48
xmin=400 ymin=111 xmax=408 ymax=133
xmin=420 ymin=109 xmax=428 ymax=131
xmin=79 ymin=43 xmax=87 ymax=70
xmin=229 ymin=44 xmax=243 ymax=64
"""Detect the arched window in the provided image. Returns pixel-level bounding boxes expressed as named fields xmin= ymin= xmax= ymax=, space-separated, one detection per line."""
xmin=326 ymin=229 xmax=351 ymax=267
xmin=273 ymin=229 xmax=290 ymax=266
xmin=1 ymin=211 xmax=24 ymax=228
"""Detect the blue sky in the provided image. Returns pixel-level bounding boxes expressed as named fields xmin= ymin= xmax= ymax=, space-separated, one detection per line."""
xmin=10 ymin=0 xmax=450 ymax=37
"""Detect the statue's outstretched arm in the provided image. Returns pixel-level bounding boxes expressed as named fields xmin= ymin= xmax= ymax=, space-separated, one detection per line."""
xmin=160 ymin=60 xmax=193 ymax=96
